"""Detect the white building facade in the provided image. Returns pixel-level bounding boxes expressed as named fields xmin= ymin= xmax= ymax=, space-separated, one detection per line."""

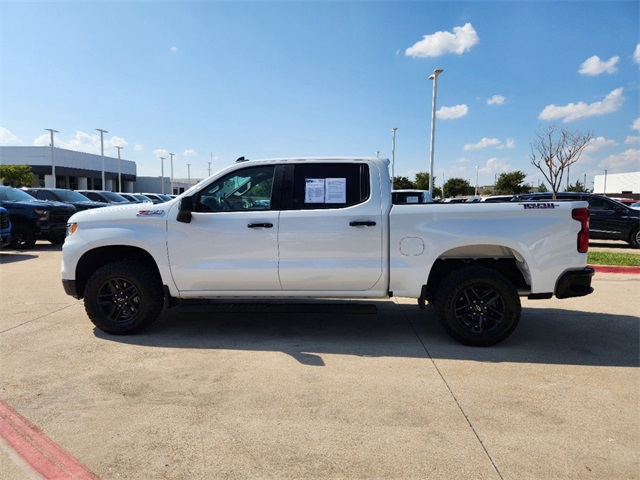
xmin=0 ymin=146 xmax=137 ymax=191
xmin=593 ymin=171 xmax=640 ymax=196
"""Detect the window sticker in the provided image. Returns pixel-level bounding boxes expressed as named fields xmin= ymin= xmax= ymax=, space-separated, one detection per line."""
xmin=305 ymin=178 xmax=325 ymax=203
xmin=406 ymin=196 xmax=419 ymax=203
xmin=325 ymin=178 xmax=346 ymax=203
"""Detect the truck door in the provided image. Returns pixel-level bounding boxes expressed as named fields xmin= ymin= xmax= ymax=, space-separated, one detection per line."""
xmin=277 ymin=162 xmax=384 ymax=292
xmin=167 ymin=165 xmax=282 ymax=293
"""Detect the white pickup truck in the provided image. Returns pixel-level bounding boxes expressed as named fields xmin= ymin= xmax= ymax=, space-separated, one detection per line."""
xmin=62 ymin=157 xmax=594 ymax=346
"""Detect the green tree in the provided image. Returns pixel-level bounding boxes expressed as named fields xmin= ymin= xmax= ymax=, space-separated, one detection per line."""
xmin=444 ymin=177 xmax=472 ymax=198
xmin=495 ymin=171 xmax=531 ymax=194
xmin=0 ymin=164 xmax=35 ymax=187
xmin=414 ymin=172 xmax=431 ymax=191
xmin=537 ymin=182 xmax=549 ymax=193
xmin=567 ymin=179 xmax=588 ymax=193
xmin=392 ymin=176 xmax=415 ymax=189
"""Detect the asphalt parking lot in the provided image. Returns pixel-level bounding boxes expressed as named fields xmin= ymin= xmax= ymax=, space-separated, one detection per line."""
xmin=1 ymin=242 xmax=638 ymax=480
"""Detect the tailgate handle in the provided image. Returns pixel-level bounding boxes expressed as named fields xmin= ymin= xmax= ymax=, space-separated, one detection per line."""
xmin=350 ymin=221 xmax=376 ymax=227
xmin=248 ymin=223 xmax=273 ymax=228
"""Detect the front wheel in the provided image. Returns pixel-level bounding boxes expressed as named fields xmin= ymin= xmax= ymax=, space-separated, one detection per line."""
xmin=434 ymin=266 xmax=521 ymax=347
xmin=84 ymin=261 xmax=164 ymax=334
xmin=629 ymin=227 xmax=640 ymax=249
xmin=9 ymin=224 xmax=36 ymax=249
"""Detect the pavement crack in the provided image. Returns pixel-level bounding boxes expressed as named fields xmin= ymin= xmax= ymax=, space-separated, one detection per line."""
xmin=397 ymin=300 xmax=505 ymax=480
xmin=0 ymin=302 xmax=80 ymax=335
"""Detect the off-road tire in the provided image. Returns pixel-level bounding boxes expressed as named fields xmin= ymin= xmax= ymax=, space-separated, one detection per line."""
xmin=434 ymin=266 xmax=521 ymax=347
xmin=84 ymin=261 xmax=164 ymax=334
xmin=9 ymin=224 xmax=36 ymax=249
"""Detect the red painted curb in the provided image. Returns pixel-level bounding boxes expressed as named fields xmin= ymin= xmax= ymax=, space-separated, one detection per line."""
xmin=589 ymin=264 xmax=640 ymax=275
xmin=0 ymin=400 xmax=99 ymax=480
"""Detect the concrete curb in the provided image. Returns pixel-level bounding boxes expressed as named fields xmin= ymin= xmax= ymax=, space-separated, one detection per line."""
xmin=589 ymin=264 xmax=640 ymax=275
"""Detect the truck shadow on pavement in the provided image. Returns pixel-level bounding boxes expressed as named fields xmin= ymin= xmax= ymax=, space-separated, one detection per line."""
xmin=95 ymin=300 xmax=639 ymax=368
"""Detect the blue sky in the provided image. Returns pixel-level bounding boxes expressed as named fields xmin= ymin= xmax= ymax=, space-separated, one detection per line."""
xmin=1 ymin=1 xmax=639 ymax=189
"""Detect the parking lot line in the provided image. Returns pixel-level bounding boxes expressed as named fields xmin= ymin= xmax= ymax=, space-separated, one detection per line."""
xmin=0 ymin=400 xmax=99 ymax=480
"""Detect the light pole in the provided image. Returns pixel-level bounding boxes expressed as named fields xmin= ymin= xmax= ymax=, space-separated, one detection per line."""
xmin=44 ymin=129 xmax=58 ymax=187
xmin=187 ymin=163 xmax=191 ymax=187
xmin=208 ymin=161 xmax=212 ymax=176
xmin=159 ymin=157 xmax=165 ymax=194
xmin=96 ymin=128 xmax=108 ymax=189
xmin=441 ymin=170 xmax=446 ymax=199
xmin=474 ymin=165 xmax=479 ymax=196
xmin=428 ymin=69 xmax=444 ymax=196
xmin=391 ymin=128 xmax=398 ymax=188
xmin=169 ymin=152 xmax=175 ymax=195
xmin=603 ymin=169 xmax=607 ymax=195
xmin=115 ymin=146 xmax=123 ymax=192
xmin=375 ymin=150 xmax=380 ymax=158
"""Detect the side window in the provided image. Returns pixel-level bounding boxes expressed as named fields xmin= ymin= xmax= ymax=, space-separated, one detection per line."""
xmin=195 ymin=166 xmax=275 ymax=212
xmin=291 ymin=163 xmax=370 ymax=210
xmin=587 ymin=197 xmax=613 ymax=211
xmin=39 ymin=191 xmax=56 ymax=201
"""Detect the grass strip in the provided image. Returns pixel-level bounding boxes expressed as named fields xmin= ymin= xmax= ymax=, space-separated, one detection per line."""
xmin=588 ymin=251 xmax=640 ymax=267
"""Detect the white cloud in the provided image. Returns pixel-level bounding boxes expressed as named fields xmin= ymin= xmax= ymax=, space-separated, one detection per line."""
xmin=487 ymin=95 xmax=505 ymax=105
xmin=578 ymin=55 xmax=619 ymax=76
xmin=153 ymin=148 xmax=170 ymax=158
xmin=436 ymin=104 xmax=468 ymax=120
xmin=633 ymin=44 xmax=640 ymax=65
xmin=585 ymin=136 xmax=617 ymax=152
xmin=182 ymin=149 xmax=198 ymax=156
xmin=481 ymin=157 xmax=512 ymax=175
xmin=170 ymin=46 xmax=178 ymax=54
xmin=405 ymin=23 xmax=479 ymax=58
xmin=134 ymin=144 xmax=144 ymax=152
xmin=464 ymin=138 xmax=501 ymax=151
xmin=538 ymin=87 xmax=624 ymax=123
xmin=33 ymin=130 xmax=128 ymax=154
xmin=624 ymin=118 xmax=640 ymax=144
xmin=600 ymin=148 xmax=640 ymax=172
xmin=0 ymin=127 xmax=23 ymax=145
xmin=502 ymin=138 xmax=516 ymax=149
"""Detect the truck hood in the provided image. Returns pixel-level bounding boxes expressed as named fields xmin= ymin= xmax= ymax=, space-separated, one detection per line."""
xmin=68 ymin=200 xmax=174 ymax=223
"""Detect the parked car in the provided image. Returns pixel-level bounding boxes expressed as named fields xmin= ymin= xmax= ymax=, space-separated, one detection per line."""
xmin=0 ymin=206 xmax=11 ymax=248
xmin=479 ymin=195 xmax=516 ymax=203
xmin=24 ymin=188 xmax=106 ymax=211
xmin=514 ymin=192 xmax=640 ymax=248
xmin=138 ymin=193 xmax=173 ymax=204
xmin=117 ymin=193 xmax=153 ymax=203
xmin=76 ymin=190 xmax=131 ymax=205
xmin=630 ymin=201 xmax=640 ymax=210
xmin=0 ymin=186 xmax=76 ymax=248
xmin=392 ymin=189 xmax=432 ymax=204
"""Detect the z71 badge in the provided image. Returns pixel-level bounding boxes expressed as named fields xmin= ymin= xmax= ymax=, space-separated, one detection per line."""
xmin=136 ymin=210 xmax=165 ymax=216
xmin=523 ymin=203 xmax=557 ymax=209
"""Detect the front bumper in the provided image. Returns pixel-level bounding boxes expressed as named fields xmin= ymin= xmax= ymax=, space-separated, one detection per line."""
xmin=62 ymin=279 xmax=80 ymax=299
xmin=555 ymin=267 xmax=595 ymax=299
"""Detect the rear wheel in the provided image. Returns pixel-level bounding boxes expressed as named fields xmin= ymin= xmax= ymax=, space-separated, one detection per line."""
xmin=84 ymin=261 xmax=164 ymax=334
xmin=434 ymin=266 xmax=521 ymax=347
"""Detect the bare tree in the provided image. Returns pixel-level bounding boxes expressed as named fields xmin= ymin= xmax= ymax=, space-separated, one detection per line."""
xmin=530 ymin=124 xmax=594 ymax=199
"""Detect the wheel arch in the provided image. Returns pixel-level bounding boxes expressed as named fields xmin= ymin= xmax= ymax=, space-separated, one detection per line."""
xmin=75 ymin=245 xmax=162 ymax=299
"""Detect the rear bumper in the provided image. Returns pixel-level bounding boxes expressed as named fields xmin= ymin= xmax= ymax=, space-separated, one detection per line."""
xmin=555 ymin=267 xmax=595 ymax=299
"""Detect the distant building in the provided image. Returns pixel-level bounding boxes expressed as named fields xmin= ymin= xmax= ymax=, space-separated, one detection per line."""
xmin=0 ymin=146 xmax=137 ymax=191
xmin=594 ymin=171 xmax=640 ymax=197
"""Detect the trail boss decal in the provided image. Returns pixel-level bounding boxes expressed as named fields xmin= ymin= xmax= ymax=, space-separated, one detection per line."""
xmin=136 ymin=210 xmax=165 ymax=216
xmin=522 ymin=203 xmax=558 ymax=209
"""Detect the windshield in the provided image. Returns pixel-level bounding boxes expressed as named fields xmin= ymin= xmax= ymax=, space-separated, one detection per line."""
xmin=101 ymin=191 xmax=129 ymax=202
xmin=56 ymin=190 xmax=92 ymax=202
xmin=0 ymin=187 xmax=39 ymax=202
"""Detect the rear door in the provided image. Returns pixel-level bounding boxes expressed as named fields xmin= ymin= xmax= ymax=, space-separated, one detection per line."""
xmin=277 ymin=162 xmax=384 ymax=292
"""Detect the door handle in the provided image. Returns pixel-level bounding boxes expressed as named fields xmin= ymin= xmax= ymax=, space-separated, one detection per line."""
xmin=349 ymin=221 xmax=376 ymax=227
xmin=248 ymin=223 xmax=273 ymax=228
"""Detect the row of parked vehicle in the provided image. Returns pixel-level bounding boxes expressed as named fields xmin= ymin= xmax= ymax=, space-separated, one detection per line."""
xmin=0 ymin=186 xmax=174 ymax=249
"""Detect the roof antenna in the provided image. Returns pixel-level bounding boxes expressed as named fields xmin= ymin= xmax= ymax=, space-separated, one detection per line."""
xmin=236 ymin=156 xmax=248 ymax=163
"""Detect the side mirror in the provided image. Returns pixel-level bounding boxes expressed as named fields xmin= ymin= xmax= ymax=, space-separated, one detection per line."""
xmin=176 ymin=196 xmax=193 ymax=223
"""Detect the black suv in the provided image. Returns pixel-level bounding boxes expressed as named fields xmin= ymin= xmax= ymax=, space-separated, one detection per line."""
xmin=24 ymin=188 xmax=106 ymax=211
xmin=514 ymin=192 xmax=640 ymax=248
xmin=0 ymin=186 xmax=76 ymax=248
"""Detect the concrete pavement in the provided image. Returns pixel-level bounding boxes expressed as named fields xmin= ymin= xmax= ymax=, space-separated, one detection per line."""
xmin=1 ymin=243 xmax=638 ymax=479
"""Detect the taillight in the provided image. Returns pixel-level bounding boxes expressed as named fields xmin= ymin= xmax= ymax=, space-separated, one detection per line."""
xmin=572 ymin=208 xmax=589 ymax=253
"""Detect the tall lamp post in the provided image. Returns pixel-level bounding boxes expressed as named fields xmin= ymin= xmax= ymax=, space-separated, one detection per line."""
xmin=474 ymin=165 xmax=479 ymax=196
xmin=187 ymin=163 xmax=191 ymax=187
xmin=96 ymin=128 xmax=108 ymax=189
xmin=441 ymin=169 xmax=446 ymax=199
xmin=44 ymin=129 xmax=58 ymax=188
xmin=169 ymin=152 xmax=175 ymax=195
xmin=391 ymin=127 xmax=398 ymax=188
xmin=159 ymin=157 xmax=165 ymax=194
xmin=428 ymin=69 xmax=444 ymax=196
xmin=115 ymin=146 xmax=123 ymax=192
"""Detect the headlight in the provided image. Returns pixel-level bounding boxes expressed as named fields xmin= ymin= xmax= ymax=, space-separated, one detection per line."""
xmin=34 ymin=209 xmax=50 ymax=221
xmin=67 ymin=223 xmax=78 ymax=237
